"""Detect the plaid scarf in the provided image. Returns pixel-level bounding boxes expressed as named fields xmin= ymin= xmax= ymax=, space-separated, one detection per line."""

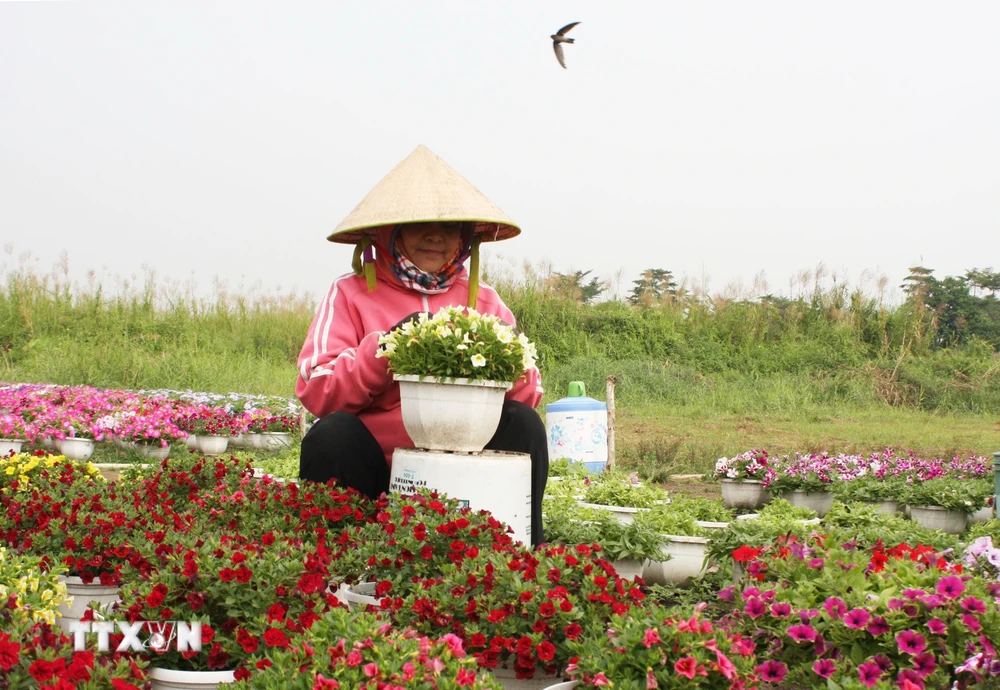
xmin=387 ymin=226 xmax=472 ymax=294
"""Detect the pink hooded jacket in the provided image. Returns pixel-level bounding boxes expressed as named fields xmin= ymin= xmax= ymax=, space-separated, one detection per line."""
xmin=296 ymin=253 xmax=545 ymax=466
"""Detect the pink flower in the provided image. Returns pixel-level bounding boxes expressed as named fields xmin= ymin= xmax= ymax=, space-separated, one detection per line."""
xmin=844 ymin=608 xmax=871 ymax=630
xmin=743 ymin=597 xmax=765 ymax=618
xmin=866 ymin=616 xmax=890 ymax=636
xmin=440 ymin=633 xmax=465 ymax=658
xmin=813 ymin=659 xmax=837 ymax=678
xmin=823 ymin=597 xmax=847 ymax=620
xmin=646 ymin=669 xmax=657 ymax=689
xmin=912 ymin=652 xmax=937 ymax=678
xmin=936 ymin=575 xmax=965 ymax=600
xmin=961 ymin=613 xmax=982 ymax=634
xmin=641 ymin=628 xmax=661 ymax=648
xmin=926 ymin=618 xmax=947 ymax=635
xmin=591 ymin=672 xmax=611 ymax=686
xmin=769 ymin=602 xmax=792 ymax=618
xmin=858 ymin=661 xmax=883 ymax=688
xmin=345 ymin=651 xmax=363 ymax=667
xmin=961 ymin=596 xmax=986 ymax=614
xmin=896 ymin=630 xmax=927 ymax=655
xmin=787 ymin=624 xmax=817 ymax=643
xmin=363 ymin=663 xmax=378 ymax=678
xmin=755 ymin=660 xmax=787 ymax=683
xmin=674 ymin=657 xmax=698 ymax=680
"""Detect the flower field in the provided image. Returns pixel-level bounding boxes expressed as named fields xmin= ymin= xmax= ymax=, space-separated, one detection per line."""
xmin=2 ymin=385 xmax=1000 ymax=688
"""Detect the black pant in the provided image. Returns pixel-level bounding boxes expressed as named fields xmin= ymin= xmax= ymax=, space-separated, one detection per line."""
xmin=300 ymin=401 xmax=549 ymax=546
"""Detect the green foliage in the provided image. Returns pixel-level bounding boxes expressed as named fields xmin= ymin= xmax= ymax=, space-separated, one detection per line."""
xmin=905 ymin=477 xmax=993 ymax=512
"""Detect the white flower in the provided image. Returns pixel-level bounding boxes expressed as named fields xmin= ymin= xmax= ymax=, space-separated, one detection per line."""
xmin=456 ymin=344 xmax=468 ymax=350
xmin=495 ymin=326 xmax=514 ymax=344
xmin=470 ymin=354 xmax=487 ymax=368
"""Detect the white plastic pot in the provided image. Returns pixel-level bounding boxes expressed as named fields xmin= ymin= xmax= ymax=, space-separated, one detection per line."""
xmin=785 ymin=489 xmax=834 ymax=517
xmin=259 ymin=432 xmax=293 ymax=451
xmin=332 ymin=581 xmax=380 ymax=611
xmin=243 ymin=433 xmax=263 ymax=450
xmin=0 ymin=438 xmax=23 ymax=455
xmin=969 ymin=505 xmax=994 ymax=524
xmin=541 ymin=683 xmax=578 ymax=690
xmin=390 ymin=448 xmax=532 ymax=545
xmin=576 ymin=502 xmax=650 ymax=525
xmin=184 ymin=435 xmax=198 ymax=450
xmin=642 ymin=535 xmax=710 ymax=586
xmin=490 ymin=664 xmax=564 ymax=690
xmin=58 ymin=438 xmax=95 ymax=461
xmin=720 ymin=479 xmax=770 ymax=509
xmin=909 ymin=505 xmax=967 ymax=534
xmin=396 ymin=375 xmax=512 ymax=452
xmin=611 ymin=557 xmax=644 ymax=580
xmin=148 ymin=667 xmax=236 ymax=689
xmin=863 ymin=500 xmax=899 ymax=515
xmin=57 ymin=576 xmax=121 ymax=632
xmin=135 ymin=443 xmax=170 ymax=460
xmin=193 ymin=435 xmax=229 ymax=456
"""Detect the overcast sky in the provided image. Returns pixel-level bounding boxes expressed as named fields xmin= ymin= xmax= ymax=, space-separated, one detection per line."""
xmin=2 ymin=1 xmax=998 ymax=305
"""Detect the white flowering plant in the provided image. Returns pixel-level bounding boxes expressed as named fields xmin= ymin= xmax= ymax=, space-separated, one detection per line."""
xmin=377 ymin=306 xmax=538 ymax=383
xmin=712 ymin=449 xmax=771 ymax=481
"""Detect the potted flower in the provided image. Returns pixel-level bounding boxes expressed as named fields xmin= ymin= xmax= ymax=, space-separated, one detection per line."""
xmin=632 ymin=506 xmax=712 ymax=586
xmin=0 ymin=412 xmax=35 ymax=455
xmin=764 ymin=453 xmax=837 ymax=517
xmin=905 ymin=477 xmax=991 ymax=534
xmin=47 ymin=415 xmax=103 ymax=461
xmin=561 ymin=606 xmax=756 ymax=688
xmin=576 ymin=470 xmax=668 ymax=524
xmin=113 ymin=532 xmax=341 ymax=685
xmin=241 ymin=411 xmax=299 ymax=451
xmin=230 ymin=607 xmax=505 ymax=688
xmin=177 ymin=405 xmax=243 ymax=456
xmin=376 ymin=306 xmax=538 ymax=452
xmin=833 ymin=474 xmax=906 ymax=514
xmin=112 ymin=403 xmax=189 ymax=460
xmin=712 ymin=449 xmax=772 ymax=509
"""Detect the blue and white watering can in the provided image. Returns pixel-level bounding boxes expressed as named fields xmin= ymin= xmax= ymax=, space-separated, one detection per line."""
xmin=545 ymin=381 xmax=608 ymax=474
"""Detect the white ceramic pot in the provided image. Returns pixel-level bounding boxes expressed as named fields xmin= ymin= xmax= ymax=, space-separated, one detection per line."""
xmin=57 ymin=576 xmax=121 ymax=632
xmin=135 ymin=443 xmax=170 ymax=460
xmin=611 ymin=557 xmax=644 ymax=580
xmin=59 ymin=438 xmax=95 ymax=461
xmin=785 ymin=489 xmax=834 ymax=517
xmin=259 ymin=432 xmax=293 ymax=451
xmin=695 ymin=520 xmax=731 ymax=531
xmin=242 ymin=433 xmax=263 ymax=450
xmin=396 ymin=375 xmax=512 ymax=452
xmin=720 ymin=479 xmax=770 ymax=510
xmin=148 ymin=667 xmax=236 ymax=689
xmin=863 ymin=500 xmax=899 ymax=515
xmin=642 ymin=535 xmax=710 ymax=586
xmin=0 ymin=438 xmax=23 ymax=455
xmin=193 ymin=435 xmax=229 ymax=456
xmin=184 ymin=435 xmax=198 ymax=450
xmin=332 ymin=581 xmax=380 ymax=611
xmin=909 ymin=505 xmax=967 ymax=534
xmin=490 ymin=665 xmax=563 ymax=690
xmin=576 ymin=502 xmax=649 ymax=525
xmin=969 ymin=505 xmax=995 ymax=524
xmin=541 ymin=682 xmax=577 ymax=690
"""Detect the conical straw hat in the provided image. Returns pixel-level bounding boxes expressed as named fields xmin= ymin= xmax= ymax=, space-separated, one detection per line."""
xmin=329 ymin=145 xmax=521 ymax=244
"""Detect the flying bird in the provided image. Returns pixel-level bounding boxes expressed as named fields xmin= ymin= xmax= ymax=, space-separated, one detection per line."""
xmin=551 ymin=22 xmax=580 ymax=69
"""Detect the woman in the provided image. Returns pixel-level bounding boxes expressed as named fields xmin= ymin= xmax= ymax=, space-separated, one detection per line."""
xmin=296 ymin=146 xmax=548 ymax=545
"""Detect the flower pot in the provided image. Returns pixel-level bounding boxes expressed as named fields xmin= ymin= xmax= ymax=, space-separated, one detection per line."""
xmin=576 ymin=501 xmax=649 ymax=525
xmin=0 ymin=438 xmax=23 ymax=455
xmin=643 ymin=535 xmax=710 ymax=586
xmin=863 ymin=499 xmax=899 ymax=515
xmin=396 ymin=375 xmax=512 ymax=452
xmin=969 ymin=505 xmax=994 ymax=524
xmin=57 ymin=576 xmax=120 ymax=632
xmin=720 ymin=479 xmax=770 ymax=510
xmin=542 ymin=683 xmax=577 ymax=690
xmin=58 ymin=437 xmax=95 ymax=461
xmin=785 ymin=489 xmax=834 ymax=517
xmin=229 ymin=433 xmax=245 ymax=449
xmin=185 ymin=435 xmax=198 ymax=450
xmin=243 ymin=433 xmax=263 ymax=450
xmin=148 ymin=667 xmax=236 ymax=689
xmin=611 ymin=557 xmax=644 ymax=580
xmin=135 ymin=443 xmax=170 ymax=460
xmin=491 ymin=665 xmax=563 ymax=690
xmin=909 ymin=505 xmax=967 ymax=534
xmin=695 ymin=520 xmax=731 ymax=531
xmin=193 ymin=435 xmax=229 ymax=456
xmin=332 ymin=581 xmax=380 ymax=611
xmin=259 ymin=431 xmax=293 ymax=451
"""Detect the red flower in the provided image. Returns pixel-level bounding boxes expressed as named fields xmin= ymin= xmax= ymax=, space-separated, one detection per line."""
xmin=0 ymin=634 xmax=20 ymax=671
xmin=111 ymin=680 xmax=142 ymax=690
xmin=219 ymin=568 xmax=236 ymax=582
xmin=732 ymin=546 xmax=762 ymax=563
xmin=538 ymin=602 xmax=556 ymax=618
xmin=145 ymin=583 xmax=168 ymax=608
xmin=675 ymin=657 xmax=699 ymax=680
xmin=263 ymin=628 xmax=288 ymax=648
xmin=267 ymin=603 xmax=287 ymax=623
xmin=537 ymin=641 xmax=556 ymax=662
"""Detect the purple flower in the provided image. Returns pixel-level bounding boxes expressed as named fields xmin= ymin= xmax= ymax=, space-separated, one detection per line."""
xmin=902 ymin=588 xmax=926 ymax=601
xmin=926 ymin=618 xmax=947 ymax=635
xmin=799 ymin=608 xmax=820 ymax=622
xmin=824 ymin=596 xmax=847 ymax=620
xmin=872 ymin=654 xmax=893 ymax=672
xmin=919 ymin=593 xmax=944 ymax=610
xmin=962 ymin=613 xmax=983 ymax=634
xmin=743 ymin=597 xmax=765 ymax=618
xmin=755 ymin=660 xmax=788 ymax=683
xmin=858 ymin=661 xmax=883 ymax=688
xmin=808 ymin=557 xmax=825 ymax=569
xmin=936 ymin=575 xmax=965 ymax=600
xmin=717 ymin=585 xmax=736 ymax=602
xmin=844 ymin=608 xmax=871 ymax=630
xmin=961 ymin=596 xmax=987 ymax=614
xmin=769 ymin=602 xmax=792 ymax=618
xmin=787 ymin=624 xmax=817 ymax=643
xmin=896 ymin=629 xmax=927 ymax=655
xmin=866 ymin=616 xmax=890 ymax=636
xmin=742 ymin=586 xmax=760 ymax=600
xmin=813 ymin=659 xmax=837 ymax=678
xmin=888 ymin=597 xmax=906 ymax=610
xmin=897 ymin=668 xmax=925 ymax=688
xmin=912 ymin=652 xmax=937 ymax=678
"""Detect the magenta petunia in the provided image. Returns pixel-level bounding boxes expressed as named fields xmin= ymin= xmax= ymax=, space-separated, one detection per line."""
xmin=743 ymin=597 xmax=766 ymax=619
xmin=813 ymin=659 xmax=837 ymax=678
xmin=755 ymin=660 xmax=787 ymax=683
xmin=866 ymin=616 xmax=890 ymax=636
xmin=769 ymin=602 xmax=792 ymax=618
xmin=936 ymin=575 xmax=965 ymax=600
xmin=823 ymin=596 xmax=847 ymax=620
xmin=912 ymin=652 xmax=937 ymax=678
xmin=926 ymin=618 xmax=947 ymax=635
xmin=896 ymin=630 xmax=927 ymax=655
xmin=858 ymin=661 xmax=883 ymax=688
xmin=961 ymin=596 xmax=987 ymax=614
xmin=844 ymin=608 xmax=871 ymax=630
xmin=961 ymin=613 xmax=982 ymax=634
xmin=787 ymin=624 xmax=817 ymax=643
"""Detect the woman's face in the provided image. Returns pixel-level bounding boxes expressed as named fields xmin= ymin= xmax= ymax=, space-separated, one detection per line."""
xmin=397 ymin=222 xmax=464 ymax=273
